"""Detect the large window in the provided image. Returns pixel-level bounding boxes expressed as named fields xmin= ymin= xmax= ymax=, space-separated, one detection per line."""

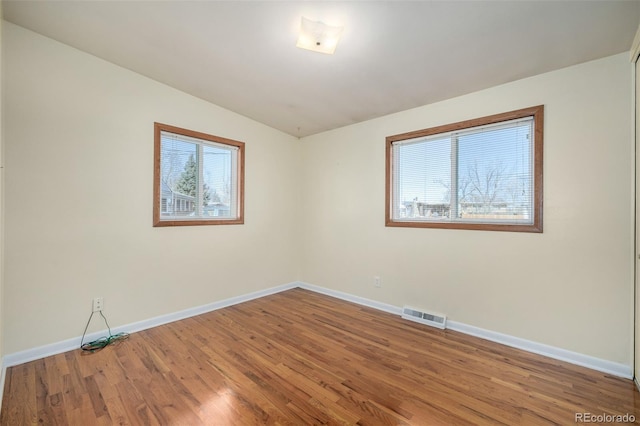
xmin=386 ymin=106 xmax=543 ymax=232
xmin=153 ymin=123 xmax=244 ymax=227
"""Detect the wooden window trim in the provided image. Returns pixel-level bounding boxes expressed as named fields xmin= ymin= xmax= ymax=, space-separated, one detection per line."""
xmin=385 ymin=105 xmax=543 ymax=233
xmin=153 ymin=122 xmax=245 ymax=227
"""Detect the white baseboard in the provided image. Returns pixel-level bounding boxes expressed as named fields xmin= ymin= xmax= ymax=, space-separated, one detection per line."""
xmin=3 ymin=282 xmax=298 ymax=368
xmin=446 ymin=321 xmax=632 ymax=379
xmin=635 ymin=377 xmax=640 ymax=392
xmin=296 ymin=281 xmax=633 ymax=379
xmin=297 ymin=282 xmax=402 ymax=315
xmin=2 ymin=280 xmax=633 ymax=381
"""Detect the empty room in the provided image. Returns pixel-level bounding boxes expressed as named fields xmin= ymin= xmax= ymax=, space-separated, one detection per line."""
xmin=1 ymin=0 xmax=640 ymax=424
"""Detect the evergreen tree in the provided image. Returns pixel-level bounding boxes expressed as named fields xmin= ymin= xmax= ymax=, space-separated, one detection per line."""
xmin=175 ymin=154 xmax=211 ymax=204
xmin=203 ymin=182 xmax=211 ymax=205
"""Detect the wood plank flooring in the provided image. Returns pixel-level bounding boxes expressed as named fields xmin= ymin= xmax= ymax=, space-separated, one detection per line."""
xmin=2 ymin=288 xmax=639 ymax=425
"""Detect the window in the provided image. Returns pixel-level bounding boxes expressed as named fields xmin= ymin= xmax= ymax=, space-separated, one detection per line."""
xmin=153 ymin=123 xmax=245 ymax=227
xmin=386 ymin=105 xmax=543 ymax=232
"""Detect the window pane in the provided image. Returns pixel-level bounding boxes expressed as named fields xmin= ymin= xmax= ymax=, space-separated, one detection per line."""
xmin=457 ymin=120 xmax=532 ymax=224
xmin=160 ymin=137 xmax=197 ymax=217
xmin=394 ymin=137 xmax=451 ymax=219
xmin=202 ymin=144 xmax=233 ymax=218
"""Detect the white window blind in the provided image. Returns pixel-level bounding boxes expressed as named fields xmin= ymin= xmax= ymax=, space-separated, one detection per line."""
xmin=157 ymin=128 xmax=241 ymax=223
xmin=391 ymin=117 xmax=535 ymax=225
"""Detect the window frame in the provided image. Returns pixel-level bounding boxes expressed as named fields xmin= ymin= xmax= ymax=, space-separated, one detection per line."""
xmin=385 ymin=105 xmax=543 ymax=233
xmin=153 ymin=122 xmax=245 ymax=227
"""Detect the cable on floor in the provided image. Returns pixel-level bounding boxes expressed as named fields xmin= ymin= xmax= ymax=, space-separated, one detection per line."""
xmin=80 ymin=310 xmax=129 ymax=352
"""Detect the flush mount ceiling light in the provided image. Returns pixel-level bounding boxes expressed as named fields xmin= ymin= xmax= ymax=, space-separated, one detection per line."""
xmin=296 ymin=17 xmax=344 ymax=55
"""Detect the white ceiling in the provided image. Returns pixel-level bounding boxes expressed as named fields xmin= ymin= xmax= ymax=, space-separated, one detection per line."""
xmin=3 ymin=1 xmax=639 ymax=137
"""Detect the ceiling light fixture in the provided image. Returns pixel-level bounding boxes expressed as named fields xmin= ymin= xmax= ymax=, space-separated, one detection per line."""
xmin=296 ymin=17 xmax=343 ymax=55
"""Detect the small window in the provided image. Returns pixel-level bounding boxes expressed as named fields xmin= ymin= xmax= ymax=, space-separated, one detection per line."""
xmin=153 ymin=123 xmax=244 ymax=227
xmin=386 ymin=106 xmax=543 ymax=232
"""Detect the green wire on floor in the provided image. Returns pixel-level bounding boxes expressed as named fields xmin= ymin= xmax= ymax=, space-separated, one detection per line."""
xmin=80 ymin=309 xmax=129 ymax=352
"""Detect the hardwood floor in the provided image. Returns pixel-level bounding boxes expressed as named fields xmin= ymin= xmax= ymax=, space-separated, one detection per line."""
xmin=2 ymin=288 xmax=639 ymax=425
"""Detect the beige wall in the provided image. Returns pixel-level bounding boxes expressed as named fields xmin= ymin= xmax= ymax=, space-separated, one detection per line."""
xmin=636 ymin=56 xmax=640 ymax=383
xmin=0 ymin=14 xmax=4 ymax=363
xmin=635 ymin=29 xmax=640 ymax=383
xmin=3 ymin=22 xmax=301 ymax=353
xmin=300 ymin=53 xmax=634 ymax=365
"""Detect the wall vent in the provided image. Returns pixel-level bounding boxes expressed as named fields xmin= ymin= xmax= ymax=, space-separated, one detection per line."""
xmin=401 ymin=306 xmax=447 ymax=329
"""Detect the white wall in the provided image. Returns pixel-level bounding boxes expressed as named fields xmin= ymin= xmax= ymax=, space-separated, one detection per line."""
xmin=300 ymin=53 xmax=634 ymax=365
xmin=3 ymin=22 xmax=301 ymax=354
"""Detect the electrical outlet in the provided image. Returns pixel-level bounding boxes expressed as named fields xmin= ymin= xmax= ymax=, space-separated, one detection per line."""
xmin=92 ymin=297 xmax=104 ymax=312
xmin=374 ymin=276 xmax=382 ymax=288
